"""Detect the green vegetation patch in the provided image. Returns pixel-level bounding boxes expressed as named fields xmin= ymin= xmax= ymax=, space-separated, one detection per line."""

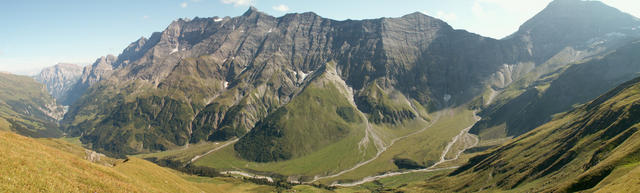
xmin=234 ymin=82 xmax=363 ymax=162
xmin=355 ymin=82 xmax=416 ymax=125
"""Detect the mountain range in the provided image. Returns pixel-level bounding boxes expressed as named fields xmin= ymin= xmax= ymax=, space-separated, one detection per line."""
xmin=34 ymin=63 xmax=83 ymax=106
xmin=61 ymin=5 xmax=526 ymax=157
xmin=56 ymin=0 xmax=640 ymax=160
xmin=6 ymin=0 xmax=639 ymax=192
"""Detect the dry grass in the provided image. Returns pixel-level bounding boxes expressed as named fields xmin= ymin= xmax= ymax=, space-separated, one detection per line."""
xmin=0 ymin=131 xmax=274 ymax=193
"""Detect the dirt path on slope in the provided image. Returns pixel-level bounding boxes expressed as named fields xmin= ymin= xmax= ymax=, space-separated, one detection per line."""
xmin=330 ymin=111 xmax=480 ymax=187
xmin=220 ymin=171 xmax=274 ymax=183
xmin=485 ymin=89 xmax=498 ymax=106
xmin=188 ymin=138 xmax=239 ymax=164
xmin=432 ymin=112 xmax=480 ymax=166
xmin=306 ymin=112 xmax=442 ymax=183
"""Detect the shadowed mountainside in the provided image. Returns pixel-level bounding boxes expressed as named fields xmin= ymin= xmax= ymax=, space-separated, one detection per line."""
xmin=407 ymin=76 xmax=640 ymax=192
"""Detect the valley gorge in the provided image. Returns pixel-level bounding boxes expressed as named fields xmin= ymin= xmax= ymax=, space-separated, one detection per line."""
xmin=2 ymin=0 xmax=640 ymax=192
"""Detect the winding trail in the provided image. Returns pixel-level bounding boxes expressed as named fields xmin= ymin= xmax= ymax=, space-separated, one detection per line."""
xmin=188 ymin=138 xmax=239 ymax=164
xmin=186 ymin=107 xmax=480 ymax=187
xmin=332 ymin=166 xmax=459 ymax=187
xmin=433 ymin=112 xmax=480 ymax=166
xmin=188 ymin=138 xmax=275 ymax=183
xmin=307 ymin=112 xmax=442 ymax=183
xmin=221 ymin=171 xmax=274 ymax=183
xmin=485 ymin=89 xmax=498 ymax=106
xmin=357 ymin=113 xmax=385 ymax=157
xmin=330 ymin=111 xmax=481 ymax=187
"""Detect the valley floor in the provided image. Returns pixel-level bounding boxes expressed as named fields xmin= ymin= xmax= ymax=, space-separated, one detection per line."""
xmin=137 ymin=106 xmax=497 ymax=191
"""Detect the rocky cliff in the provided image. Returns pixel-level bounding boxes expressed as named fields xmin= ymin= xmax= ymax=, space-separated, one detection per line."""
xmin=62 ymin=7 xmax=531 ymax=157
xmin=34 ymin=63 xmax=83 ymax=105
xmin=62 ymin=1 xmax=640 ymax=160
xmin=471 ymin=0 xmax=640 ymax=139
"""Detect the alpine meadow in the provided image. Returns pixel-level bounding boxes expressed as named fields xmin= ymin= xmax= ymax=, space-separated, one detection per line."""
xmin=2 ymin=0 xmax=640 ymax=192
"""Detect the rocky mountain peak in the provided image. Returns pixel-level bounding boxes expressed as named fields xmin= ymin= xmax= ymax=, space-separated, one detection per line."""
xmin=95 ymin=55 xmax=117 ymax=68
xmin=281 ymin=11 xmax=319 ymax=21
xmin=401 ymin=11 xmax=429 ymax=19
xmin=507 ymin=0 xmax=640 ymax=64
xmin=61 ymin=54 xmax=118 ymax=105
xmin=61 ymin=1 xmax=640 ymax=159
xmin=243 ymin=6 xmax=260 ymax=16
xmin=34 ymin=63 xmax=83 ymax=103
xmin=131 ymin=37 xmax=148 ymax=49
xmin=518 ymin=0 xmax=639 ymax=35
xmin=547 ymin=0 xmax=604 ymax=7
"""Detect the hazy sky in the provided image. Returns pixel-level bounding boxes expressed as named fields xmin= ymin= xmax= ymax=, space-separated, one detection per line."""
xmin=1 ymin=0 xmax=639 ymax=75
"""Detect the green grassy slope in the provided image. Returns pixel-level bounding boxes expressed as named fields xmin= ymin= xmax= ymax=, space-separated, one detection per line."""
xmin=0 ymin=72 xmax=62 ymax=138
xmin=405 ymin=76 xmax=640 ymax=192
xmin=133 ymin=63 xmax=437 ymax=183
xmin=191 ymin=63 xmax=376 ymax=179
xmin=355 ymin=81 xmax=419 ymax=125
xmin=234 ymin=81 xmax=363 ymax=162
xmin=319 ymin=107 xmax=475 ymax=184
xmin=0 ymin=130 xmax=275 ymax=192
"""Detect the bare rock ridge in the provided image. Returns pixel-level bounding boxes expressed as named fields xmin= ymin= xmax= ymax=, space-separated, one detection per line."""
xmin=471 ymin=0 xmax=640 ymax=139
xmin=61 ymin=0 xmax=640 ymax=161
xmin=34 ymin=63 xmax=83 ymax=105
xmin=62 ymin=55 xmax=117 ymax=107
xmin=505 ymin=0 xmax=640 ymax=64
xmin=62 ymin=6 xmax=522 ymax=157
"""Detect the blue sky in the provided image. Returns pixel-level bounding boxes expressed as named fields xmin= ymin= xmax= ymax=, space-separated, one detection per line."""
xmin=1 ymin=0 xmax=639 ymax=75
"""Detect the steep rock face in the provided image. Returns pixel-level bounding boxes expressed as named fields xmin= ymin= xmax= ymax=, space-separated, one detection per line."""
xmin=234 ymin=62 xmax=364 ymax=162
xmin=0 ymin=72 xmax=63 ymax=137
xmin=472 ymin=41 xmax=640 ymax=138
xmin=472 ymin=0 xmax=640 ymax=139
xmin=414 ymin=77 xmax=640 ymax=192
xmin=64 ymin=7 xmax=528 ymax=156
xmin=34 ymin=63 xmax=83 ymax=105
xmin=381 ymin=13 xmax=526 ymax=107
xmin=483 ymin=0 xmax=640 ymax=92
xmin=505 ymin=0 xmax=640 ymax=64
xmin=64 ymin=0 xmax=639 ymax=158
xmin=64 ymin=55 xmax=116 ymax=106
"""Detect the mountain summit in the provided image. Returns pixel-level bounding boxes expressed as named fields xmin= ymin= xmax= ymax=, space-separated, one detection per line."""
xmin=470 ymin=0 xmax=640 ymax=140
xmin=61 ymin=6 xmax=524 ymax=157
xmin=59 ymin=1 xmax=640 ymax=180
xmin=35 ymin=63 xmax=83 ymax=105
xmin=507 ymin=0 xmax=640 ymax=63
xmin=414 ymin=76 xmax=640 ymax=192
xmin=3 ymin=0 xmax=640 ymax=191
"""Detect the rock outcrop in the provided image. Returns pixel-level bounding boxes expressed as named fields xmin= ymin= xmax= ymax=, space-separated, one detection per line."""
xmin=62 ymin=1 xmax=640 ymax=160
xmin=34 ymin=63 xmax=82 ymax=105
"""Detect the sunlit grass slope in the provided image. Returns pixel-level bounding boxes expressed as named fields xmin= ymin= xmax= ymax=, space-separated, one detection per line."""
xmin=0 ymin=72 xmax=62 ymax=138
xmin=404 ymin=77 xmax=640 ymax=192
xmin=0 ymin=130 xmax=274 ymax=192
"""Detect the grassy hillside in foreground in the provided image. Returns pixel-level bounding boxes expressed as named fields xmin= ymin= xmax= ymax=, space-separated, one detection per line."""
xmin=0 ymin=130 xmax=275 ymax=192
xmin=404 ymin=77 xmax=640 ymax=192
xmin=0 ymin=72 xmax=63 ymax=138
